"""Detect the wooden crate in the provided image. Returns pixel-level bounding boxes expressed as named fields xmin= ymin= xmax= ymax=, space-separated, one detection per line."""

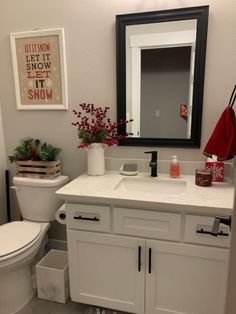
xmin=16 ymin=160 xmax=60 ymax=179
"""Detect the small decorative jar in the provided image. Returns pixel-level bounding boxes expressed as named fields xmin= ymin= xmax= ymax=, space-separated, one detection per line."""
xmin=195 ymin=168 xmax=212 ymax=187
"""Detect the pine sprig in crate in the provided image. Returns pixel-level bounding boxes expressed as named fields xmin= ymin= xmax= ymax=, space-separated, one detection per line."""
xmin=9 ymin=138 xmax=61 ymax=179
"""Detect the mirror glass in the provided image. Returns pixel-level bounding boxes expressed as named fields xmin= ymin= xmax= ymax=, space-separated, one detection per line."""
xmin=116 ymin=6 xmax=209 ymax=147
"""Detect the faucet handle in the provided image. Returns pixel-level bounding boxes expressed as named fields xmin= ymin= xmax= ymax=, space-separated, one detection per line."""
xmin=144 ymin=151 xmax=158 ymax=159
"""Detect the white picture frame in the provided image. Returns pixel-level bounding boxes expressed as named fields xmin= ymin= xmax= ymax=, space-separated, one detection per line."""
xmin=10 ymin=28 xmax=68 ymax=110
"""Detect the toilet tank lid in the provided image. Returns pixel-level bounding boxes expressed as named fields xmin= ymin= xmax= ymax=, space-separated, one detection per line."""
xmin=0 ymin=221 xmax=41 ymax=258
xmin=13 ymin=175 xmax=69 ymax=187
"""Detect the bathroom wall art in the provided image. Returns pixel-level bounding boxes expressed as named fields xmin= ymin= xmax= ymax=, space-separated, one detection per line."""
xmin=10 ymin=28 xmax=68 ymax=110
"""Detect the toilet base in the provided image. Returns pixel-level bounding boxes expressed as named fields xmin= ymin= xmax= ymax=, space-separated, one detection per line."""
xmin=0 ymin=223 xmax=50 ymax=314
xmin=0 ymin=264 xmax=35 ymax=314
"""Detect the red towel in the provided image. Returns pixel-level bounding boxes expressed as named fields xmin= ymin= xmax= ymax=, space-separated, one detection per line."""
xmin=203 ymin=106 xmax=236 ymax=160
xmin=203 ymin=86 xmax=236 ymax=160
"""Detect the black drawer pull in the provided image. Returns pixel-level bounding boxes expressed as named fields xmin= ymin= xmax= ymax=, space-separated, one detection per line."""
xmin=148 ymin=248 xmax=152 ymax=274
xmin=196 ymin=229 xmax=229 ymax=237
xmin=196 ymin=223 xmax=230 ymax=237
xmin=138 ymin=246 xmax=141 ymax=272
xmin=74 ymin=215 xmax=100 ymax=221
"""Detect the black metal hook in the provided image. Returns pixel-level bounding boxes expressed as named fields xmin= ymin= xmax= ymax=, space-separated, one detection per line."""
xmin=228 ymin=85 xmax=236 ymax=108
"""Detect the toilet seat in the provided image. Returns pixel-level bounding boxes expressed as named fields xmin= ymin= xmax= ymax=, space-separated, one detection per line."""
xmin=0 ymin=221 xmax=42 ymax=261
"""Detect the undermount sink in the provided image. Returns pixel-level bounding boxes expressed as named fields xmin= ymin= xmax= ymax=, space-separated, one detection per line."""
xmin=115 ymin=177 xmax=187 ymax=195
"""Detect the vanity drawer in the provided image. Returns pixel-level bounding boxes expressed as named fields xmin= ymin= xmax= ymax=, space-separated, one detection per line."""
xmin=184 ymin=215 xmax=231 ymax=248
xmin=113 ymin=207 xmax=181 ymax=241
xmin=66 ymin=203 xmax=110 ymax=232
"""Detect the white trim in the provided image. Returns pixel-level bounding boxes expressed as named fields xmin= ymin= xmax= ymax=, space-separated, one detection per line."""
xmin=130 ymin=47 xmax=141 ymax=137
xmin=187 ymin=44 xmax=196 ymax=138
xmin=130 ymin=30 xmax=196 ymax=48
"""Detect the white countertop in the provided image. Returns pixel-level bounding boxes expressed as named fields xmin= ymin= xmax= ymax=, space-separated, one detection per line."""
xmin=56 ymin=171 xmax=235 ymax=215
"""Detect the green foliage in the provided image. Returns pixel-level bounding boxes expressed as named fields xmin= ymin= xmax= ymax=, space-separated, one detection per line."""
xmin=79 ymin=129 xmax=92 ymax=144
xmin=78 ymin=127 xmax=107 ymax=144
xmin=95 ymin=127 xmax=107 ymax=142
xmin=9 ymin=138 xmax=61 ymax=163
xmin=39 ymin=143 xmax=61 ymax=162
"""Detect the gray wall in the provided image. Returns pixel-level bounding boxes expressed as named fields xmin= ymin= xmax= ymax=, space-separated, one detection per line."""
xmin=141 ymin=47 xmax=190 ymax=138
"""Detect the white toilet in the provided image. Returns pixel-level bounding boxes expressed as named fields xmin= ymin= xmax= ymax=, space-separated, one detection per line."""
xmin=0 ymin=175 xmax=69 ymax=314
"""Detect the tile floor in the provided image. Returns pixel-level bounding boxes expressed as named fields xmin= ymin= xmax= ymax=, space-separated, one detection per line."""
xmin=17 ymin=296 xmax=87 ymax=314
xmin=17 ymin=296 xmax=126 ymax=314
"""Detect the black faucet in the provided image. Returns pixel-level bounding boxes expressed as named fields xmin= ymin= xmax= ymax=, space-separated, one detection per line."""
xmin=145 ymin=151 xmax=158 ymax=177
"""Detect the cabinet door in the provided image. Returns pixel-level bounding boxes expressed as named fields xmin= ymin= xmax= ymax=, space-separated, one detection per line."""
xmin=67 ymin=230 xmax=145 ymax=314
xmin=146 ymin=240 xmax=229 ymax=314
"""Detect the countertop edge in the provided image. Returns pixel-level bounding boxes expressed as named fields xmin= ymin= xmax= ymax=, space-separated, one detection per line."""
xmin=56 ymin=193 xmax=233 ymax=216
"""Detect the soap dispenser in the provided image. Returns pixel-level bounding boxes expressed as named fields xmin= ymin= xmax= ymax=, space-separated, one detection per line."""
xmin=170 ymin=155 xmax=180 ymax=178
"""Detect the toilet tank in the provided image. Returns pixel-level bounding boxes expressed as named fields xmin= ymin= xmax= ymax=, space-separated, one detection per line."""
xmin=13 ymin=176 xmax=69 ymax=222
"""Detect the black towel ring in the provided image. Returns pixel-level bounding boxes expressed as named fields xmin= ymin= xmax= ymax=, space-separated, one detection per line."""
xmin=229 ymin=85 xmax=236 ymax=108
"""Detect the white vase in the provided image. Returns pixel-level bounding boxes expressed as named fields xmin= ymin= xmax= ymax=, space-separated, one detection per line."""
xmin=86 ymin=143 xmax=105 ymax=176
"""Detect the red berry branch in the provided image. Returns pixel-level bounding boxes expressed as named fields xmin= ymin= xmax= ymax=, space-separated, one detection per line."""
xmin=72 ymin=103 xmax=133 ymax=148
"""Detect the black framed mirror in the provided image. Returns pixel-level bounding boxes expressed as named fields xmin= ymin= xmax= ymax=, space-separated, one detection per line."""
xmin=116 ymin=6 xmax=209 ymax=147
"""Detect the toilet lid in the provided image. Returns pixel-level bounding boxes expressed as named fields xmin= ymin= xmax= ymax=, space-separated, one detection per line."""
xmin=0 ymin=221 xmax=41 ymax=258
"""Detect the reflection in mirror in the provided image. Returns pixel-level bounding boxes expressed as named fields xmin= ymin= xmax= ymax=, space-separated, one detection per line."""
xmin=140 ymin=46 xmax=192 ymax=138
xmin=126 ymin=20 xmax=196 ymax=139
xmin=116 ymin=6 xmax=209 ymax=147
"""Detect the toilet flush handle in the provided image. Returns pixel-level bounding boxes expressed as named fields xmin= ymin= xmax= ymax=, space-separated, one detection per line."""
xmin=10 ymin=185 xmax=20 ymax=191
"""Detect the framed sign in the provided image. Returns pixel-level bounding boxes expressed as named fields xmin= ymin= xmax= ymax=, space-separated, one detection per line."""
xmin=10 ymin=28 xmax=68 ymax=110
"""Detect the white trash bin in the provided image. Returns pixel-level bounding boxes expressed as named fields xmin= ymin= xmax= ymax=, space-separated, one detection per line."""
xmin=36 ymin=249 xmax=69 ymax=303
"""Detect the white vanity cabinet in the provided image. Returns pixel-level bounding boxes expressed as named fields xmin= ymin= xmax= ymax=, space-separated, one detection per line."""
xmin=67 ymin=230 xmax=145 ymax=313
xmin=145 ymin=240 xmax=228 ymax=314
xmin=66 ymin=203 xmax=231 ymax=314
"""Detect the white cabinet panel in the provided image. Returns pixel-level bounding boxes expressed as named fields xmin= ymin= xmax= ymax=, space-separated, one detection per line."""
xmin=184 ymin=214 xmax=230 ymax=248
xmin=67 ymin=230 xmax=145 ymax=314
xmin=114 ymin=207 xmax=181 ymax=241
xmin=66 ymin=203 xmax=110 ymax=232
xmin=146 ymin=240 xmax=229 ymax=314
